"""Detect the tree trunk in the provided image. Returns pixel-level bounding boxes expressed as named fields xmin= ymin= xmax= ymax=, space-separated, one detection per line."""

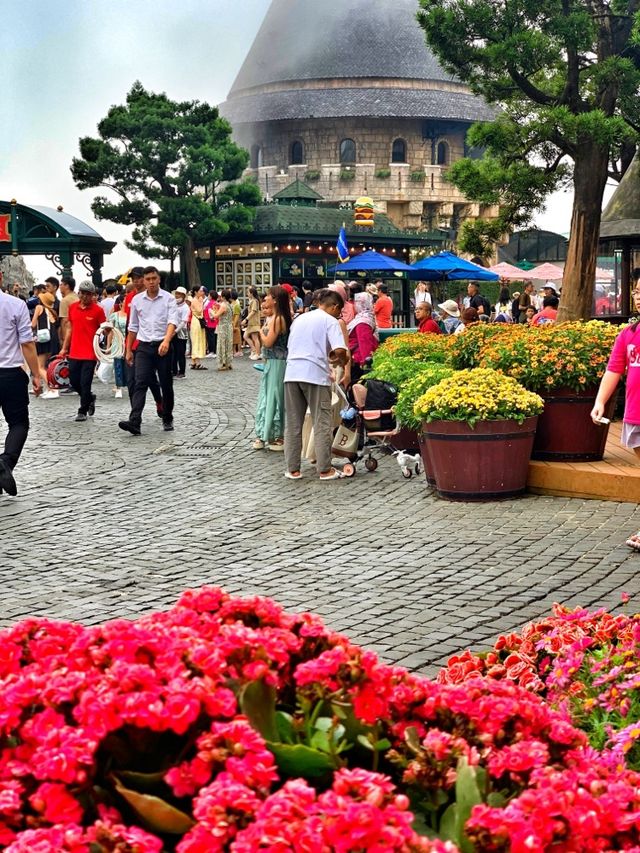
xmin=558 ymin=145 xmax=609 ymax=321
xmin=183 ymin=236 xmax=202 ymax=290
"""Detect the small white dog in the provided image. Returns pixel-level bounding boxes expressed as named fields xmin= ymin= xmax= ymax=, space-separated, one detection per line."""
xmin=393 ymin=450 xmax=422 ymax=478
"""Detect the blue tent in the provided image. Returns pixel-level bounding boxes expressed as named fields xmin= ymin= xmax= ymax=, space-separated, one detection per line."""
xmin=330 ymin=250 xmax=414 ymax=274
xmin=409 ymin=251 xmax=499 ymax=281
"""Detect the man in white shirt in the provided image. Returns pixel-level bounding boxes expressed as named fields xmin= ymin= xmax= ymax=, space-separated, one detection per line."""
xmin=0 ymin=281 xmax=42 ymax=495
xmin=284 ymin=288 xmax=349 ymax=481
xmin=119 ymin=267 xmax=178 ymax=436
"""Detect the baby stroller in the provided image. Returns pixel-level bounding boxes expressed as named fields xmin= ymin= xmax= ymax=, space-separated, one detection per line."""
xmin=333 ymin=378 xmax=422 ymax=477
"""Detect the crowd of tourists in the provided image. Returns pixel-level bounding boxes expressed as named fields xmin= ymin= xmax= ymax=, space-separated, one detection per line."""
xmin=413 ymin=279 xmax=561 ymax=336
xmin=0 ymin=264 xmax=573 ymax=495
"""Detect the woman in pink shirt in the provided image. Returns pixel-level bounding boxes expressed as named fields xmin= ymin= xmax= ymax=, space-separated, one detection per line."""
xmin=592 ymin=292 xmax=640 ymax=549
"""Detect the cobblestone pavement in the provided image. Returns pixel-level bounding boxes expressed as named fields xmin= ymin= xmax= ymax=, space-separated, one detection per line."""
xmin=1 ymin=355 xmax=639 ymax=675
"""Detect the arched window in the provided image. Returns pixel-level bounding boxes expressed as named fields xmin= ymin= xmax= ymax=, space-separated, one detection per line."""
xmin=290 ymin=140 xmax=304 ymax=165
xmin=251 ymin=145 xmax=264 ymax=169
xmin=339 ymin=138 xmax=356 ymax=164
xmin=391 ymin=138 xmax=406 ymax=163
xmin=436 ymin=141 xmax=449 ymax=166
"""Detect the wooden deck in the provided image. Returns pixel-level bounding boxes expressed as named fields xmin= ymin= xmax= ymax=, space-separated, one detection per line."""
xmin=527 ymin=422 xmax=640 ymax=502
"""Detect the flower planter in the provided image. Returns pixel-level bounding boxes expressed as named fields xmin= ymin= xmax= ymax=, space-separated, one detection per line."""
xmin=422 ymin=416 xmax=538 ymax=501
xmin=532 ymin=386 xmax=617 ymax=461
xmin=394 ymin=426 xmax=420 ymax=452
xmin=418 ymin=434 xmax=436 ymax=486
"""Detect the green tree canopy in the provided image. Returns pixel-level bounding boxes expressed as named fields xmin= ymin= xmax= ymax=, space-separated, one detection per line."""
xmin=418 ymin=0 xmax=640 ymax=319
xmin=71 ymin=82 xmax=261 ymax=286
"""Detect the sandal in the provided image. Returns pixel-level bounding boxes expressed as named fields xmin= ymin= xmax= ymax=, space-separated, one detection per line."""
xmin=284 ymin=471 xmax=302 ymax=480
xmin=252 ymin=439 xmax=265 ymax=450
xmin=625 ymin=532 xmax=640 ymax=551
xmin=194 ymin=364 xmax=208 ymax=371
xmin=319 ymin=468 xmax=346 ymax=481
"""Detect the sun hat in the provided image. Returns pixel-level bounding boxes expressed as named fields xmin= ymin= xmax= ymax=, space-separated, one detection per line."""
xmin=38 ymin=292 xmax=55 ymax=308
xmin=438 ymin=299 xmax=460 ymax=318
xmin=175 ymin=286 xmax=187 ymax=295
xmin=366 ymin=283 xmax=378 ymax=296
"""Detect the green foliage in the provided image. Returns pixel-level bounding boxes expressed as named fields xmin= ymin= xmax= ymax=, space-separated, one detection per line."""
xmin=340 ymin=169 xmax=356 ymax=181
xmin=375 ymin=168 xmax=392 ymax=179
xmin=71 ymin=81 xmax=261 ymax=275
xmin=417 ymin=0 xmax=640 ymax=317
xmin=394 ymin=365 xmax=455 ymax=430
xmin=409 ymin=170 xmax=427 ymax=181
xmin=305 ymin=169 xmax=321 ymax=181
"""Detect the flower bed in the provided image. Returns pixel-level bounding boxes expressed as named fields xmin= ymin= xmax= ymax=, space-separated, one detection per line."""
xmin=450 ymin=321 xmax=620 ymax=393
xmin=414 ymin=368 xmax=544 ymax=428
xmin=372 ymin=332 xmax=452 ymax=365
xmin=0 ymin=589 xmax=638 ymax=852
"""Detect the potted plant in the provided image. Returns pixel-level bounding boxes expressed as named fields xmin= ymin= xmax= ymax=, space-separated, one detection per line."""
xmin=479 ymin=321 xmax=620 ymax=460
xmin=414 ymin=368 xmax=543 ymax=500
xmin=363 ymin=359 xmax=453 ymax=454
xmin=372 ymin=331 xmax=451 ymax=364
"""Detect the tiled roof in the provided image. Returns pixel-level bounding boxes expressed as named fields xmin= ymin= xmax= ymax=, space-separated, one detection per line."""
xmin=272 ymin=179 xmax=323 ymax=201
xmin=251 ymin=204 xmax=444 ymax=243
xmin=220 ymin=0 xmax=495 ymax=126
xmin=220 ymin=87 xmax=496 ymax=125
xmin=228 ymin=0 xmax=455 ymax=94
xmin=600 ymin=153 xmax=640 ymax=239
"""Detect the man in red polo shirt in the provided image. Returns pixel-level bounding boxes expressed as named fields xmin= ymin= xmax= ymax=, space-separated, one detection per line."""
xmin=59 ymin=281 xmax=105 ymax=422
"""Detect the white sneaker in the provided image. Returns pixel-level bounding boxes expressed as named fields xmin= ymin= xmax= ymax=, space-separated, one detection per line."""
xmin=115 ymin=389 xmax=123 ymax=398
xmin=42 ymin=390 xmax=59 ymax=399
xmin=249 ymin=353 xmax=259 ymax=361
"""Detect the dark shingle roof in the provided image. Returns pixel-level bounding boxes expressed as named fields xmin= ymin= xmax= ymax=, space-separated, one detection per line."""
xmin=221 ymin=87 xmax=496 ymax=125
xmin=219 ymin=0 xmax=495 ymax=125
xmin=250 ymin=205 xmax=444 ymax=244
xmin=600 ymin=153 xmax=640 ymax=240
xmin=272 ymin=179 xmax=323 ymax=202
xmin=228 ymin=0 xmax=454 ymax=94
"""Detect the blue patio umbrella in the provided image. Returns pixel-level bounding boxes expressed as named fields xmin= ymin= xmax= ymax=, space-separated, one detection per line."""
xmin=408 ymin=251 xmax=499 ymax=281
xmin=329 ymin=250 xmax=414 ymax=274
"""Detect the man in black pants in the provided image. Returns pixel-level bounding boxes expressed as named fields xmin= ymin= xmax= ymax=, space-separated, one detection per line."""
xmin=124 ymin=268 xmax=164 ymax=418
xmin=0 ymin=276 xmax=42 ymax=495
xmin=119 ymin=267 xmax=178 ymax=436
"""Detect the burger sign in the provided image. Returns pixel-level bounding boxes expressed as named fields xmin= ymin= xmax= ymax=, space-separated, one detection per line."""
xmin=354 ymin=196 xmax=375 ymax=228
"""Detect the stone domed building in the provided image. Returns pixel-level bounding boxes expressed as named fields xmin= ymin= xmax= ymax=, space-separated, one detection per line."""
xmin=219 ymin=0 xmax=497 ymax=233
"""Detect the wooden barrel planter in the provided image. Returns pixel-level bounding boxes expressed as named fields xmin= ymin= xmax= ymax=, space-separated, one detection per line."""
xmin=532 ymin=386 xmax=616 ymax=462
xmin=393 ymin=427 xmax=420 ymax=452
xmin=418 ymin=434 xmax=436 ymax=486
xmin=422 ymin=417 xmax=538 ymax=501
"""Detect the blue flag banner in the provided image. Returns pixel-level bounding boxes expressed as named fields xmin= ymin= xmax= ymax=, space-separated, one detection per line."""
xmin=336 ymin=226 xmax=349 ymax=263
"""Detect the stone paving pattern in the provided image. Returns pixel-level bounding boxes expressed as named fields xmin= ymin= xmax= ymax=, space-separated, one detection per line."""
xmin=2 ymin=356 xmax=639 ymax=676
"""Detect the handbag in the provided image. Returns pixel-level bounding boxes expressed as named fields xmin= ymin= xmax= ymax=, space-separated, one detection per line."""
xmin=332 ymin=424 xmax=358 ymax=459
xmin=36 ymin=310 xmax=51 ymax=344
xmin=198 ymin=317 xmax=206 ymax=329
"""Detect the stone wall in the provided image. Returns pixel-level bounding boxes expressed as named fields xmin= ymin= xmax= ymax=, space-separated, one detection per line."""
xmin=233 ymin=116 xmax=499 ymax=233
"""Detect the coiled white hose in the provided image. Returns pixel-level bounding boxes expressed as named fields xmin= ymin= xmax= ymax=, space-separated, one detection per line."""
xmin=93 ymin=321 xmax=125 ymax=364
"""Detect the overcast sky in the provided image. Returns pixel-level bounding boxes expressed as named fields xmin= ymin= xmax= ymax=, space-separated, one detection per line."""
xmin=3 ymin=0 xmax=613 ymax=282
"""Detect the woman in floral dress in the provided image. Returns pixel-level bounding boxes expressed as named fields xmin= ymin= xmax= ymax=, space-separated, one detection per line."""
xmin=211 ymin=290 xmax=233 ymax=371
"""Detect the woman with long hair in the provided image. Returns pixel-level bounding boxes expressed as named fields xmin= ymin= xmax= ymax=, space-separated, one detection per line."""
xmin=189 ymin=289 xmax=207 ymax=370
xmin=210 ymin=289 xmax=233 ymax=371
xmin=244 ymin=285 xmax=262 ymax=359
xmin=31 ymin=291 xmax=59 ymax=398
xmin=494 ymin=285 xmax=513 ymax=322
xmin=253 ymin=285 xmax=292 ymax=450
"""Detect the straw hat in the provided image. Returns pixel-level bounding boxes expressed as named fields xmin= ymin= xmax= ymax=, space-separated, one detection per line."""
xmin=39 ymin=292 xmax=55 ymax=309
xmin=437 ymin=299 xmax=460 ymax=318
